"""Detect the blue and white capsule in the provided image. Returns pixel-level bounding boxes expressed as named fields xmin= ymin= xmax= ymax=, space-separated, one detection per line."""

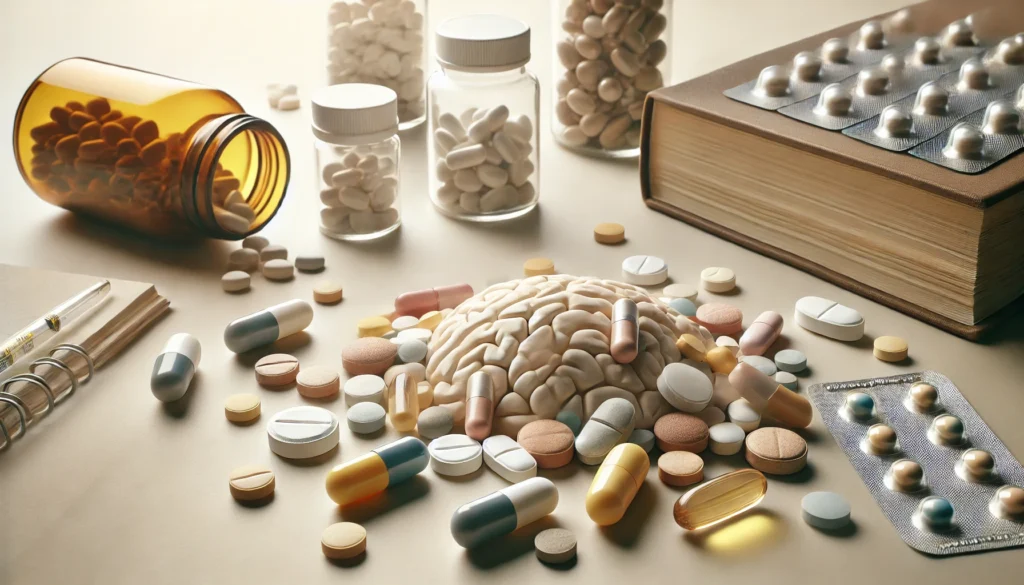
xmin=223 ymin=299 xmax=314 ymax=353
xmin=151 ymin=333 xmax=201 ymax=402
xmin=450 ymin=477 xmax=558 ymax=548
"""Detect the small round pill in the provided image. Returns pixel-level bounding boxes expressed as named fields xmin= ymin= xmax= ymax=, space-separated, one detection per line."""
xmin=700 ymin=267 xmax=736 ymax=293
xmin=662 ymin=283 xmax=698 ymax=301
xmin=801 ymin=491 xmax=852 ymax=531
xmin=877 ymin=107 xmax=913 ymax=137
xmin=391 ymin=315 xmax=419 ymax=331
xmin=995 ymin=37 xmax=1024 ymax=65
xmin=792 ymin=51 xmax=822 ymax=82
xmin=667 ymin=297 xmax=696 ymax=317
xmin=990 ymin=486 xmax=1024 ymax=519
xmin=914 ymin=36 xmax=941 ymax=65
xmin=944 ymin=20 xmax=975 ymax=47
xmin=944 ymin=123 xmax=985 ymax=159
xmin=845 ymin=392 xmax=874 ymax=419
xmin=229 ymin=465 xmax=276 ymax=502
xmin=313 ymin=281 xmax=343 ymax=304
xmin=228 ymin=248 xmax=260 ymax=272
xmin=221 ymin=270 xmax=251 ymax=293
xmin=321 ymin=522 xmax=367 ymax=560
xmin=396 ymin=339 xmax=428 ymax=364
xmin=822 ymin=38 xmax=849 ymax=63
xmin=741 ymin=355 xmax=776 ymax=376
xmin=357 ymin=315 xmax=392 ymax=338
xmin=297 ymin=366 xmax=340 ymax=399
xmin=958 ymin=59 xmax=989 ymax=90
xmin=294 ymin=254 xmax=325 ymax=272
xmin=915 ymin=496 xmax=954 ymax=530
xmin=858 ymin=20 xmax=885 ymax=50
xmin=775 ymin=371 xmax=798 ymax=390
xmin=981 ymin=100 xmax=1020 ymax=135
xmin=224 ymin=393 xmax=261 ymax=424
xmin=347 ymin=402 xmax=386 ymax=434
xmin=594 ymin=222 xmax=625 ymax=244
xmin=628 ymin=429 xmax=655 ymax=453
xmin=866 ymin=424 xmax=898 ymax=454
xmin=887 ymin=459 xmax=924 ymax=492
xmin=728 ymin=398 xmax=761 ymax=433
xmin=858 ymin=67 xmax=889 ymax=96
xmin=657 ymin=451 xmax=704 ymax=487
xmin=695 ymin=406 xmax=726 ymax=427
xmin=908 ymin=382 xmax=939 ymax=411
xmin=773 ymin=349 xmax=807 ymax=373
xmin=914 ymin=82 xmax=948 ymax=115
xmin=873 ymin=336 xmax=908 ymax=362
xmin=709 ymin=422 xmax=746 ymax=456
xmin=881 ymin=54 xmax=904 ymax=73
xmin=418 ymin=406 xmax=455 ymax=439
xmin=255 ymin=354 xmax=299 ymax=387
xmin=396 ymin=328 xmax=432 ymax=343
xmin=242 ymin=235 xmax=269 ymax=251
xmin=535 ymin=528 xmax=577 ymax=565
xmin=695 ymin=303 xmax=742 ymax=336
xmin=929 ymin=414 xmax=965 ymax=446
xmin=343 ymin=375 xmax=386 ymax=406
xmin=957 ymin=448 xmax=995 ymax=482
xmin=755 ymin=65 xmax=790 ymax=97
xmin=342 ymin=338 xmax=397 ymax=376
xmin=524 ymin=257 xmax=556 ymax=276
xmin=262 ymin=258 xmax=294 ymax=281
xmin=819 ymin=84 xmax=852 ymax=116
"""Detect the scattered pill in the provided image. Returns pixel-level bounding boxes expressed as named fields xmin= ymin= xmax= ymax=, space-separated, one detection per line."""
xmin=621 ymin=255 xmax=668 ymax=286
xmin=357 ymin=315 xmax=392 ymax=338
xmin=683 ymin=359 xmax=714 ymax=383
xmin=886 ymin=459 xmax=925 ymax=492
xmin=325 ymin=437 xmax=429 ymax=505
xmin=228 ymin=248 xmax=260 ymax=272
xmin=224 ymin=300 xmax=313 ymax=353
xmin=914 ymin=496 xmax=954 ymax=531
xmin=586 ymin=443 xmax=649 ymax=525
xmin=242 ymin=235 xmax=269 ymax=251
xmin=321 ymin=522 xmax=367 ymax=560
xmin=745 ymin=427 xmax=807 ymax=475
xmin=655 ymin=413 xmax=709 ymax=453
xmin=417 ymin=311 xmax=443 ymax=331
xmin=666 ymin=298 xmax=696 ymax=317
xmin=229 ymin=465 xmax=276 ymax=502
xmin=221 ymin=270 xmax=251 ymax=293
xmin=150 ymin=333 xmax=201 ymax=403
xmin=259 ymin=244 xmax=287 ymax=262
xmin=524 ymin=257 xmax=556 ymax=276
xmin=396 ymin=339 xmax=428 ymax=364
xmin=906 ymin=382 xmax=939 ymax=413
xmin=727 ymin=398 xmax=761 ymax=432
xmin=707 ymin=346 xmax=738 ymax=375
xmin=662 ymin=283 xmax=698 ymax=301
xmin=695 ymin=303 xmax=743 ymax=336
xmin=347 ymin=402 xmax=387 ymax=435
xmin=709 ymin=422 xmax=746 ymax=455
xmin=674 ymin=469 xmax=767 ymax=530
xmin=675 ymin=333 xmax=709 ymax=363
xmin=576 ymin=397 xmax=636 ymax=465
xmin=294 ymin=254 xmax=325 ymax=272
xmin=729 ymin=362 xmax=813 ymax=428
xmin=388 ymin=373 xmax=420 ymax=432
xmin=773 ymin=349 xmax=807 ymax=373
xmin=990 ymin=485 xmax=1024 ymax=520
xmin=267 ymin=83 xmax=297 ymax=108
xmin=267 ymin=405 xmax=339 ymax=460
xmin=658 ymin=451 xmax=704 ymax=487
xmin=483 ymin=435 xmax=537 ymax=483
xmin=700 ymin=267 xmax=736 ymax=293
xmin=863 ymin=423 xmax=898 ymax=455
xmin=956 ymin=449 xmax=995 ymax=482
xmin=395 ymin=283 xmax=474 ymax=317
xmin=555 ymin=411 xmax=582 ymax=435
xmin=262 ymin=259 xmax=294 ymax=281
xmin=628 ymin=429 xmax=655 ymax=453
xmin=657 ymin=363 xmax=713 ymax=413
xmin=342 ymin=338 xmax=398 ymax=376
xmin=417 ymin=406 xmax=454 ymax=439
xmin=451 ymin=477 xmax=559 ymax=548
xmin=297 ymin=366 xmax=340 ymax=399
xmin=396 ymin=328 xmax=432 ymax=343
xmin=313 ymin=281 xmax=344 ymax=304
xmin=873 ymin=336 xmax=908 ymax=362
xmin=741 ymin=355 xmax=777 ymax=377
xmin=593 ymin=222 xmax=625 ymax=244
xmin=739 ymin=311 xmax=783 ymax=356
xmin=775 ymin=371 xmax=798 ymax=391
xmin=224 ymin=393 xmax=261 ymax=424
xmin=801 ymin=492 xmax=851 ymax=530
xmin=465 ymin=371 xmax=495 ymax=441
xmin=519 ymin=420 xmax=576 ymax=468
xmin=929 ymin=414 xmax=965 ymax=446
xmin=391 ymin=315 xmax=419 ymax=331
xmin=535 ymin=528 xmax=577 ymax=564
xmin=277 ymin=94 xmax=301 ymax=111
xmin=255 ymin=353 xmax=300 ymax=387
xmin=794 ymin=296 xmax=864 ymax=341
xmin=610 ymin=298 xmax=639 ymax=364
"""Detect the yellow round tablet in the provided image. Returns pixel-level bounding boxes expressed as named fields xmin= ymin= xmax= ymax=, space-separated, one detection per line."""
xmin=313 ymin=281 xmax=343 ymax=305
xmin=357 ymin=315 xmax=392 ymax=338
xmin=224 ymin=393 xmax=261 ymax=424
xmin=321 ymin=522 xmax=367 ymax=560
xmin=594 ymin=222 xmax=625 ymax=244
xmin=874 ymin=336 xmax=908 ymax=362
xmin=524 ymin=257 xmax=556 ymax=276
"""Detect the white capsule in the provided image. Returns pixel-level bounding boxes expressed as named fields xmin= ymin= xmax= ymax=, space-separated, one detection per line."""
xmin=958 ymin=59 xmax=989 ymax=90
xmin=981 ymin=101 xmax=1021 ymax=135
xmin=792 ymin=51 xmax=822 ymax=82
xmin=914 ymin=82 xmax=948 ymax=115
xmin=450 ymin=477 xmax=558 ymax=548
xmin=151 ymin=333 xmax=201 ymax=402
xmin=492 ymin=131 xmax=523 ymax=163
xmin=755 ymin=65 xmax=790 ymax=97
xmin=817 ymin=84 xmax=853 ymax=116
xmin=508 ymin=159 xmax=534 ymax=187
xmin=858 ymin=67 xmax=889 ymax=96
xmin=223 ymin=300 xmax=314 ymax=353
xmin=943 ymin=123 xmax=985 ymax=159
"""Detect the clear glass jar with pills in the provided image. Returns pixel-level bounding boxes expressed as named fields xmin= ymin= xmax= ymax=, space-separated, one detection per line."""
xmin=326 ymin=0 xmax=427 ymax=130
xmin=552 ymin=0 xmax=672 ymax=158
xmin=428 ymin=15 xmax=540 ymax=221
xmin=13 ymin=58 xmax=290 ymax=240
xmin=313 ymin=83 xmax=401 ymax=240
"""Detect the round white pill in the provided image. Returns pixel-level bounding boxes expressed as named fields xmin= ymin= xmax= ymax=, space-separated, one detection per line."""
xmin=347 ymin=402 xmax=386 ymax=434
xmin=262 ymin=259 xmax=294 ymax=281
xmin=802 ymin=491 xmax=852 ymax=530
xmin=267 ymin=406 xmax=339 ymax=460
xmin=741 ymin=355 xmax=777 ymax=377
xmin=391 ymin=315 xmax=419 ymax=332
xmin=428 ymin=434 xmax=483 ymax=477
xmin=662 ymin=283 xmax=698 ymax=301
xmin=396 ymin=328 xmax=432 ymax=343
xmin=657 ymin=363 xmax=713 ymax=413
xmin=774 ymin=349 xmax=807 ymax=373
xmin=709 ymin=422 xmax=746 ymax=455
xmin=628 ymin=429 xmax=655 ymax=453
xmin=396 ymin=339 xmax=428 ymax=364
xmin=622 ymin=255 xmax=668 ymax=286
xmin=222 ymin=271 xmax=251 ymax=293
xmin=775 ymin=371 xmax=798 ymax=390
xmin=700 ymin=267 xmax=736 ymax=293
xmin=343 ymin=375 xmax=386 ymax=407
xmin=727 ymin=399 xmax=761 ymax=432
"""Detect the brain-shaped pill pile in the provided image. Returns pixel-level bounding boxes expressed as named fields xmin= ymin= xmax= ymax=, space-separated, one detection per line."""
xmin=424 ymin=275 xmax=713 ymax=437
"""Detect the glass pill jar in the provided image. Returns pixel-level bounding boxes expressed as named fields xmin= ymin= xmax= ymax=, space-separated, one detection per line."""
xmin=553 ymin=0 xmax=672 ymax=158
xmin=13 ymin=58 xmax=290 ymax=240
xmin=313 ymin=83 xmax=401 ymax=241
xmin=326 ymin=0 xmax=427 ymax=130
xmin=428 ymin=15 xmax=540 ymax=222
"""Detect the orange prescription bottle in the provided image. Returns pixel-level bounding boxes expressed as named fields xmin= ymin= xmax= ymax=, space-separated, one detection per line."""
xmin=13 ymin=58 xmax=290 ymax=239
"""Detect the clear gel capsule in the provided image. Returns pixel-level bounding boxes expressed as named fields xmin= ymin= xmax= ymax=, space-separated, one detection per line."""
xmin=450 ymin=477 xmax=558 ymax=548
xmin=223 ymin=299 xmax=313 ymax=353
xmin=995 ymin=38 xmax=1024 ymax=65
xmin=325 ymin=436 xmax=429 ymax=506
xmin=857 ymin=20 xmax=886 ymax=51
xmin=944 ymin=20 xmax=976 ymax=47
xmin=150 ymin=333 xmax=201 ymax=402
xmin=673 ymin=469 xmax=767 ymax=530
xmin=822 ymin=38 xmax=849 ymax=64
xmin=388 ymin=373 xmax=419 ymax=432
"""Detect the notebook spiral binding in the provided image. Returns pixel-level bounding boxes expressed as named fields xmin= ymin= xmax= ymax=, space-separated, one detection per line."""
xmin=0 ymin=343 xmax=94 ymax=449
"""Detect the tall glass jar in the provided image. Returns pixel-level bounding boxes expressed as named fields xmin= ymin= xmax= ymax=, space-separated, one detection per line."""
xmin=428 ymin=15 xmax=540 ymax=221
xmin=313 ymin=84 xmax=401 ymax=240
xmin=13 ymin=58 xmax=290 ymax=240
xmin=552 ymin=0 xmax=672 ymax=158
xmin=327 ymin=0 xmax=427 ymax=130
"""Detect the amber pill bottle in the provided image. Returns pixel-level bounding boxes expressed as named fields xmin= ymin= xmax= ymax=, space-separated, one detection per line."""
xmin=13 ymin=58 xmax=290 ymax=240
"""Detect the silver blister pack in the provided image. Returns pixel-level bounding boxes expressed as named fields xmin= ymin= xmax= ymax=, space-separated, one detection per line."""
xmin=909 ymin=92 xmax=1024 ymax=173
xmin=809 ymin=372 xmax=1024 ymax=556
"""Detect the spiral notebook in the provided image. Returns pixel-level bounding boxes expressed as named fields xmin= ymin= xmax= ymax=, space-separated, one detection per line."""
xmin=0 ymin=264 xmax=169 ymax=450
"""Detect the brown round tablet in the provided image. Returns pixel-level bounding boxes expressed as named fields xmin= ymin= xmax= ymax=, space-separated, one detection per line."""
xmin=321 ymin=522 xmax=366 ymax=560
xmin=255 ymin=354 xmax=299 ymax=387
xmin=653 ymin=413 xmax=709 ymax=453
xmin=297 ymin=366 xmax=340 ymax=399
xmin=224 ymin=393 xmax=261 ymax=424
xmin=658 ymin=451 xmax=705 ymax=487
xmin=745 ymin=427 xmax=808 ymax=475
xmin=517 ymin=420 xmax=575 ymax=468
xmin=535 ymin=528 xmax=577 ymax=564
xmin=229 ymin=465 xmax=275 ymax=502
xmin=341 ymin=337 xmax=397 ymax=376
xmin=594 ymin=222 xmax=625 ymax=245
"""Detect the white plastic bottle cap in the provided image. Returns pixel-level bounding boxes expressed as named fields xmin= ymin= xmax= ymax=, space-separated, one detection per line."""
xmin=311 ymin=83 xmax=398 ymax=145
xmin=435 ymin=15 xmax=531 ymax=72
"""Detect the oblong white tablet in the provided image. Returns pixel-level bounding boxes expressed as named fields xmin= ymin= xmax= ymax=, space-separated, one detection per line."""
xmin=709 ymin=422 xmax=746 ymax=455
xmin=347 ymin=402 xmax=386 ymax=434
xmin=794 ymin=296 xmax=865 ymax=341
xmin=483 ymin=435 xmax=538 ymax=483
xmin=657 ymin=363 xmax=713 ymax=413
xmin=429 ymin=434 xmax=483 ymax=477
xmin=267 ymin=406 xmax=339 ymax=460
xmin=343 ymin=375 xmax=386 ymax=406
xmin=575 ymin=398 xmax=635 ymax=465
xmin=622 ymin=255 xmax=668 ymax=286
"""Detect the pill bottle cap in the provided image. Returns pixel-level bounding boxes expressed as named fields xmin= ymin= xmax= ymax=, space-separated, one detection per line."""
xmin=311 ymin=83 xmax=398 ymax=145
xmin=435 ymin=14 xmax=531 ymax=72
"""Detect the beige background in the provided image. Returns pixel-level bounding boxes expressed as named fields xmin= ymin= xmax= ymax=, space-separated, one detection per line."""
xmin=2 ymin=0 xmax=1023 ymax=583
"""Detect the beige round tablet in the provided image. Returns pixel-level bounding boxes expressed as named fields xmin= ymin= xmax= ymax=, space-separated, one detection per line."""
xmin=524 ymin=257 xmax=556 ymax=276
xmin=594 ymin=222 xmax=625 ymax=245
xmin=313 ymin=281 xmax=343 ymax=304
xmin=321 ymin=522 xmax=366 ymax=560
xmin=222 ymin=270 xmax=251 ymax=293
xmin=255 ymin=354 xmax=300 ymax=387
xmin=224 ymin=393 xmax=261 ymax=424
xmin=745 ymin=427 xmax=807 ymax=475
xmin=229 ymin=465 xmax=275 ymax=502
xmin=297 ymin=366 xmax=340 ymax=399
xmin=262 ymin=258 xmax=294 ymax=281
xmin=874 ymin=336 xmax=908 ymax=362
xmin=701 ymin=267 xmax=736 ymax=293
xmin=658 ymin=451 xmax=704 ymax=487
xmin=662 ymin=283 xmax=698 ymax=301
xmin=535 ymin=528 xmax=577 ymax=564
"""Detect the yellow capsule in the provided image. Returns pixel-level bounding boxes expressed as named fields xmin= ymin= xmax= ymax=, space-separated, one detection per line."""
xmin=585 ymin=443 xmax=650 ymax=525
xmin=673 ymin=469 xmax=767 ymax=530
xmin=675 ymin=334 xmax=708 ymax=363
xmin=706 ymin=346 xmax=738 ymax=375
xmin=388 ymin=372 xmax=419 ymax=432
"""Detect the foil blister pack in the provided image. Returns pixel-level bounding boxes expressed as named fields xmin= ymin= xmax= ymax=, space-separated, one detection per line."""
xmin=908 ymin=91 xmax=1024 ymax=172
xmin=809 ymin=371 xmax=1024 ymax=556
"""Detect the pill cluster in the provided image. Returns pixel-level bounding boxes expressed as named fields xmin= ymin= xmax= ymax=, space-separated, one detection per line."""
xmin=222 ymin=236 xmax=327 ymax=293
xmin=432 ymin=106 xmax=537 ymax=218
xmin=553 ymin=0 xmax=669 ymax=155
xmin=267 ymin=84 xmax=300 ymax=111
xmin=320 ymin=150 xmax=400 ymax=238
xmin=326 ymin=0 xmax=426 ymax=125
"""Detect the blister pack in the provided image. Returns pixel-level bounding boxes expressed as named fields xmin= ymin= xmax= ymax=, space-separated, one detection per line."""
xmin=809 ymin=371 xmax=1024 ymax=556
xmin=909 ymin=91 xmax=1024 ymax=173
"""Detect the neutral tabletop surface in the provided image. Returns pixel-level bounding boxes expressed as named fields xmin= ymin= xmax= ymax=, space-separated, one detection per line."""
xmin=2 ymin=1 xmax=1023 ymax=583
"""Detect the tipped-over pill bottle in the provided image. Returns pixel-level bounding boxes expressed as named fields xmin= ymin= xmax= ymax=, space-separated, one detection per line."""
xmin=428 ymin=15 xmax=540 ymax=222
xmin=312 ymin=83 xmax=402 ymax=240
xmin=13 ymin=58 xmax=290 ymax=240
xmin=552 ymin=0 xmax=672 ymax=158
xmin=326 ymin=0 xmax=427 ymax=129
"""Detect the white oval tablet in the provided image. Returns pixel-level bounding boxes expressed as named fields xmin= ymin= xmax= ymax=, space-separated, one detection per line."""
xmin=222 ymin=271 xmax=251 ymax=293
xmin=343 ymin=375 xmax=386 ymax=406
xmin=396 ymin=328 xmax=432 ymax=343
xmin=429 ymin=434 xmax=483 ymax=477
xmin=575 ymin=397 xmax=635 ymax=465
xmin=347 ymin=402 xmax=386 ymax=434
xmin=741 ymin=355 xmax=777 ymax=377
xmin=396 ymin=339 xmax=428 ymax=364
xmin=727 ymin=399 xmax=761 ymax=432
xmin=391 ymin=315 xmax=419 ymax=331
xmin=701 ymin=267 xmax=736 ymax=293
xmin=483 ymin=435 xmax=538 ymax=483
xmin=622 ymin=255 xmax=668 ymax=286
xmin=802 ymin=491 xmax=852 ymax=530
xmin=709 ymin=422 xmax=746 ymax=455
xmin=267 ymin=406 xmax=339 ymax=460
xmin=657 ymin=363 xmax=713 ymax=413
xmin=794 ymin=296 xmax=865 ymax=341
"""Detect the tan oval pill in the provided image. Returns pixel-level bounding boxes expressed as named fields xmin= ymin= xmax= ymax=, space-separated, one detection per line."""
xmin=313 ymin=281 xmax=344 ymax=305
xmin=342 ymin=337 xmax=397 ymax=376
xmin=255 ymin=353 xmax=300 ymax=387
xmin=297 ymin=366 xmax=340 ymax=399
xmin=322 ymin=522 xmax=366 ymax=560
xmin=874 ymin=336 xmax=908 ymax=362
xmin=594 ymin=222 xmax=625 ymax=244
xmin=224 ymin=393 xmax=261 ymax=424
xmin=658 ymin=451 xmax=704 ymax=487
xmin=262 ymin=259 xmax=294 ymax=281
xmin=745 ymin=427 xmax=808 ymax=475
xmin=524 ymin=257 xmax=556 ymax=276
xmin=229 ymin=465 xmax=275 ymax=502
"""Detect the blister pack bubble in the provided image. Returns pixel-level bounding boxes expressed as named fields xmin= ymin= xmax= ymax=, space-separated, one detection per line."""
xmin=809 ymin=371 xmax=1024 ymax=556
xmin=908 ymin=92 xmax=1024 ymax=173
